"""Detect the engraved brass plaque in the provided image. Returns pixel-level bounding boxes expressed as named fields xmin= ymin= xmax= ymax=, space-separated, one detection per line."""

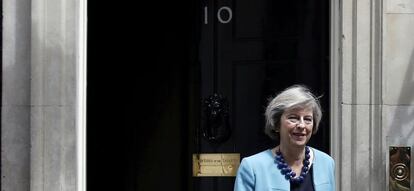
xmin=193 ymin=153 xmax=240 ymax=177
xmin=390 ymin=146 xmax=410 ymax=191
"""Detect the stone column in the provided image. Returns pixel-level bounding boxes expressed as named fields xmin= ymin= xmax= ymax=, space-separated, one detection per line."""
xmin=331 ymin=0 xmax=384 ymax=190
xmin=2 ymin=0 xmax=86 ymax=190
xmin=333 ymin=0 xmax=414 ymax=190
xmin=30 ymin=0 xmax=86 ymax=190
xmin=2 ymin=0 xmax=32 ymax=190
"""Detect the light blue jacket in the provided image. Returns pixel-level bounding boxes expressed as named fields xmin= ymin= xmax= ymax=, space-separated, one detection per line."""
xmin=234 ymin=147 xmax=335 ymax=191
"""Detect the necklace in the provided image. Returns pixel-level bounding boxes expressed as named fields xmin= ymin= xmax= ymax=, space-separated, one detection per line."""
xmin=274 ymin=146 xmax=311 ymax=184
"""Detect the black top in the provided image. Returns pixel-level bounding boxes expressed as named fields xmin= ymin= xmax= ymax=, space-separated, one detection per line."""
xmin=291 ymin=166 xmax=314 ymax=191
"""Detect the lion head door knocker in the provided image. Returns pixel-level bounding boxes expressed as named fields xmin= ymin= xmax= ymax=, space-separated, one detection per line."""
xmin=202 ymin=93 xmax=231 ymax=145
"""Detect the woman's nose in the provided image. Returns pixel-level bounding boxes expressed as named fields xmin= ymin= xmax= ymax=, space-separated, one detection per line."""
xmin=297 ymin=119 xmax=306 ymax=128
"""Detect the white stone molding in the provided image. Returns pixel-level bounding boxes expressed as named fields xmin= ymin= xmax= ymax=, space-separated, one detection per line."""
xmin=331 ymin=0 xmax=384 ymax=190
xmin=76 ymin=0 xmax=87 ymax=190
xmin=2 ymin=0 xmax=86 ymax=189
xmin=30 ymin=0 xmax=85 ymax=190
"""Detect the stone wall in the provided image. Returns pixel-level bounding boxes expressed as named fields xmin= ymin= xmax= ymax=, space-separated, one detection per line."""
xmin=332 ymin=0 xmax=414 ymax=190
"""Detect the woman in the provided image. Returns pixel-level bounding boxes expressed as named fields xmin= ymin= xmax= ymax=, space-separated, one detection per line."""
xmin=234 ymin=85 xmax=335 ymax=191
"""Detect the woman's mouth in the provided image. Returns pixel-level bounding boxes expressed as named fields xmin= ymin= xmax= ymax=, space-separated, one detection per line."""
xmin=291 ymin=132 xmax=306 ymax=140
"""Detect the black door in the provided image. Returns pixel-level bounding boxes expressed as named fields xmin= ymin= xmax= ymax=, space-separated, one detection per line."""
xmin=87 ymin=0 xmax=329 ymax=190
xmin=194 ymin=0 xmax=330 ymax=190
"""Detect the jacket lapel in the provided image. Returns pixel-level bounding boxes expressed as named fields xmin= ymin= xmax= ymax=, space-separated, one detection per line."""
xmin=312 ymin=148 xmax=331 ymax=191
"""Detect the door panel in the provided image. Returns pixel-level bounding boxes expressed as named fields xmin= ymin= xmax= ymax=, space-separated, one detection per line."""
xmin=195 ymin=0 xmax=329 ymax=190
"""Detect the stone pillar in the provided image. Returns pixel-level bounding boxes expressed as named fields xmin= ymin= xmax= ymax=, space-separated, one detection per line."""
xmin=30 ymin=0 xmax=86 ymax=190
xmin=2 ymin=0 xmax=32 ymax=190
xmin=2 ymin=0 xmax=86 ymax=190
xmin=331 ymin=0 xmax=384 ymax=190
xmin=333 ymin=0 xmax=414 ymax=190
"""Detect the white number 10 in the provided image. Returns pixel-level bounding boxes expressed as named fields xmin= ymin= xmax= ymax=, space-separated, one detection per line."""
xmin=204 ymin=6 xmax=233 ymax=24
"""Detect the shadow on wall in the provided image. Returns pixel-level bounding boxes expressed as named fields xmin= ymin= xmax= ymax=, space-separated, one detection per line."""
xmin=386 ymin=49 xmax=414 ymax=146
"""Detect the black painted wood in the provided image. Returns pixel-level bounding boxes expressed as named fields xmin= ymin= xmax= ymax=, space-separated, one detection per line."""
xmin=196 ymin=0 xmax=330 ymax=190
xmin=87 ymin=0 xmax=328 ymax=190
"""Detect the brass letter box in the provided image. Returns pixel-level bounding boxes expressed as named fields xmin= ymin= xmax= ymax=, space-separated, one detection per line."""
xmin=389 ymin=146 xmax=410 ymax=191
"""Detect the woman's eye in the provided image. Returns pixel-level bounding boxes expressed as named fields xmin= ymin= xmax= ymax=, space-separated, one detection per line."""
xmin=305 ymin=119 xmax=313 ymax=123
xmin=288 ymin=117 xmax=299 ymax=122
xmin=287 ymin=116 xmax=313 ymax=125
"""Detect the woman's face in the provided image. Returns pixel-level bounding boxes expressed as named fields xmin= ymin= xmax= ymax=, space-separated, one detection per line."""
xmin=279 ymin=106 xmax=314 ymax=148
